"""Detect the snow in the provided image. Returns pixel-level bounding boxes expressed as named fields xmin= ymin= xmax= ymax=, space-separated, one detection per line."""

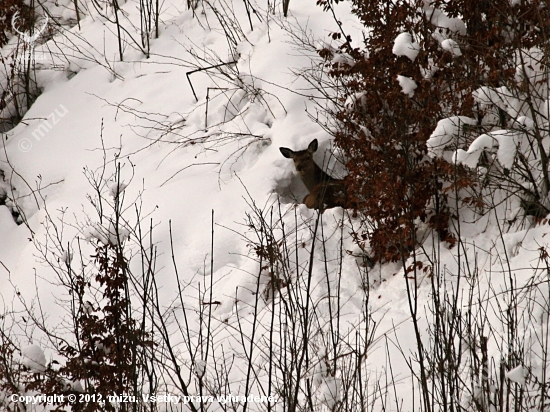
xmin=430 ymin=113 xmax=525 ymax=170
xmin=473 ymin=86 xmax=521 ymax=118
xmin=344 ymin=92 xmax=367 ymax=111
xmin=516 ymin=48 xmax=546 ymax=86
xmin=466 ymin=133 xmax=497 ymax=154
xmin=505 ymin=365 xmax=527 ymax=385
xmin=59 ymin=247 xmax=73 ymax=265
xmin=82 ymin=301 xmax=94 ymax=314
xmin=427 ymin=116 xmax=477 ymax=158
xmin=0 ymin=0 xmax=549 ymax=411
xmin=332 ymin=53 xmax=354 ymax=67
xmin=514 ymin=116 xmax=535 ymax=129
xmin=473 ymin=86 xmax=500 ymax=107
xmin=421 ymin=57 xmax=439 ymax=79
xmin=21 ymin=344 xmax=47 ymax=373
xmin=1 ymin=0 xmax=373 ymax=405
xmin=319 ymin=376 xmax=341 ymax=409
xmin=195 ymin=359 xmax=206 ymax=378
xmin=440 ymin=39 xmax=462 ymax=56
xmin=422 ymin=4 xmax=466 ymax=61
xmin=453 ymin=130 xmax=520 ymax=169
xmin=392 ymin=32 xmax=420 ymax=61
xmin=493 ymin=130 xmax=521 ymax=168
xmin=397 ymin=75 xmax=417 ymax=97
xmin=453 ymin=133 xmax=496 ymax=168
xmin=70 ymin=380 xmax=85 ymax=393
xmin=424 ymin=5 xmax=467 ymax=35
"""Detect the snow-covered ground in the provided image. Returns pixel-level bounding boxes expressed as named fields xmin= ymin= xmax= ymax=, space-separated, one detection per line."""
xmin=1 ymin=0 xmax=344 ymax=297
xmin=1 ymin=0 xmax=549 ymax=411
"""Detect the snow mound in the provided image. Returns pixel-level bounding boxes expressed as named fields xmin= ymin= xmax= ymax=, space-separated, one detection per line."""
xmin=424 ymin=5 xmax=467 ymax=35
xmin=427 ymin=116 xmax=477 ymax=157
xmin=505 ymin=365 xmax=527 ymax=385
xmin=21 ymin=344 xmax=47 ymax=373
xmin=514 ymin=116 xmax=534 ymax=129
xmin=392 ymin=33 xmax=420 ymax=62
xmin=397 ymin=75 xmax=417 ymax=97
xmin=453 ymin=130 xmax=520 ymax=169
xmin=440 ymin=39 xmax=462 ymax=57
xmin=473 ymin=86 xmax=521 ymax=118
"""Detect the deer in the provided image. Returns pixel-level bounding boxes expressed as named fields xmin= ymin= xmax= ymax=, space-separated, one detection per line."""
xmin=279 ymin=139 xmax=349 ymax=211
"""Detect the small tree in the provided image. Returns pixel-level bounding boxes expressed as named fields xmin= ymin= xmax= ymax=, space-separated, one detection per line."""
xmin=313 ymin=1 xmax=550 ymax=411
xmin=315 ymin=0 xmax=550 ymax=261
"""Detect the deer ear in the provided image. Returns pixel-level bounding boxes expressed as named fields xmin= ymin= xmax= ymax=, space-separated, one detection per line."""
xmin=279 ymin=147 xmax=294 ymax=158
xmin=308 ymin=139 xmax=318 ymax=153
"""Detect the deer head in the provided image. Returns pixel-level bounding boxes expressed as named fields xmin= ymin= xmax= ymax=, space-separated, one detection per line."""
xmin=280 ymin=139 xmax=350 ymax=211
xmin=279 ymin=139 xmax=321 ymax=184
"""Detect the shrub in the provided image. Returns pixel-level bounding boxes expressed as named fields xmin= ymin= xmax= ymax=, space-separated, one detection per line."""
xmin=316 ymin=0 xmax=550 ymax=261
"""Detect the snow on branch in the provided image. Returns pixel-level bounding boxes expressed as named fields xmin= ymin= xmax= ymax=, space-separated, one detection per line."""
xmin=392 ymin=33 xmax=420 ymax=62
xmin=453 ymin=130 xmax=521 ymax=169
xmin=440 ymin=39 xmax=461 ymax=57
xmin=473 ymin=86 xmax=522 ymax=119
xmin=427 ymin=116 xmax=477 ymax=158
xmin=397 ymin=75 xmax=417 ymax=97
xmin=423 ymin=4 xmax=466 ymax=35
xmin=423 ymin=4 xmax=465 ymax=58
xmin=21 ymin=344 xmax=47 ymax=373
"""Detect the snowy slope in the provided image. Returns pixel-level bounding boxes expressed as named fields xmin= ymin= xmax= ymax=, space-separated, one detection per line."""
xmin=0 ymin=1 xmax=343 ymax=288
xmin=1 ymin=0 xmax=549 ymax=411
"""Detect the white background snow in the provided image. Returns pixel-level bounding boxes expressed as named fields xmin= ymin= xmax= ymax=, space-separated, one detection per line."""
xmin=0 ymin=0 xmax=548 ymax=410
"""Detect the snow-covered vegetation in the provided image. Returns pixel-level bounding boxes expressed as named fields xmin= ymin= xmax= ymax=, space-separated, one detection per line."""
xmin=1 ymin=0 xmax=550 ymax=411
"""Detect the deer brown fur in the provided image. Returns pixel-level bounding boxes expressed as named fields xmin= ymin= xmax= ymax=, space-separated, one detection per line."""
xmin=279 ymin=139 xmax=349 ymax=211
